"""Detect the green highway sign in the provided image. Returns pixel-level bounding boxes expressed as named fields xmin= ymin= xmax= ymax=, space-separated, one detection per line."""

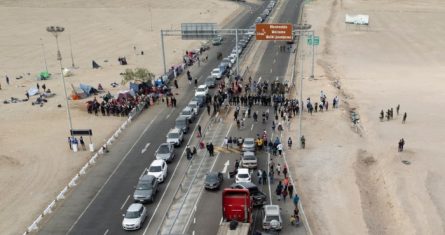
xmin=307 ymin=36 xmax=320 ymax=46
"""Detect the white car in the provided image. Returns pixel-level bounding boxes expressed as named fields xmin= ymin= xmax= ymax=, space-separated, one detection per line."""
xmin=195 ymin=84 xmax=209 ymax=96
xmin=187 ymin=101 xmax=200 ymax=115
xmin=262 ymin=205 xmax=282 ymax=231
xmin=241 ymin=151 xmax=258 ymax=169
xmin=222 ymin=58 xmax=232 ymax=68
xmin=232 ymin=47 xmax=242 ymax=55
xmin=147 ymin=160 xmax=168 ymax=183
xmin=166 ymin=128 xmax=184 ymax=147
xmin=228 ymin=54 xmax=237 ymax=64
xmin=211 ymin=68 xmax=223 ymax=79
xmin=122 ymin=203 xmax=147 ymax=231
xmin=235 ymin=168 xmax=251 ymax=183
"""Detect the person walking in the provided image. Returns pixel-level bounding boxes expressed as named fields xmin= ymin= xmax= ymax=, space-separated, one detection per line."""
xmin=186 ymin=145 xmax=192 ymax=160
xmin=42 ymin=84 xmax=46 ymax=92
xmin=396 ymin=104 xmax=400 ymax=115
xmin=209 ymin=142 xmax=214 ymax=156
xmin=174 ymin=79 xmax=179 ymax=89
xmin=398 ymin=138 xmax=405 ymax=152
xmin=197 ymin=124 xmax=202 ymax=138
xmin=402 ymin=112 xmax=407 ymax=124
xmin=207 ymin=104 xmax=211 ymax=115
xmin=276 ymin=181 xmax=283 ymax=201
xmin=293 ymin=194 xmax=300 ymax=208
xmin=262 ymin=170 xmax=267 ymax=184
xmin=282 ymin=186 xmax=288 ymax=201
xmin=288 ymin=137 xmax=292 ymax=149
xmin=80 ymin=136 xmax=86 ymax=151
xmin=283 ymin=166 xmax=288 ymax=178
xmin=5 ymin=75 xmax=9 ymax=85
xmin=257 ymin=169 xmax=263 ymax=185
xmin=269 ymin=170 xmax=274 ymax=184
xmin=276 ymin=163 xmax=281 ymax=176
xmin=25 ymin=92 xmax=29 ymax=99
xmin=288 ymin=183 xmax=294 ymax=197
xmin=37 ymin=83 xmax=40 ymax=91
xmin=224 ymin=137 xmax=229 ymax=149
xmin=194 ymin=78 xmax=198 ymax=87
xmin=277 ymin=143 xmax=283 ymax=156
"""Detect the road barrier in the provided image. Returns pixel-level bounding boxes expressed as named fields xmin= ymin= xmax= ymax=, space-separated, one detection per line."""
xmin=68 ymin=174 xmax=79 ymax=188
xmin=43 ymin=200 xmax=56 ymax=216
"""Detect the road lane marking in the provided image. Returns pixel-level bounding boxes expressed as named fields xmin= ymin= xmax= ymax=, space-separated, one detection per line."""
xmin=183 ymin=122 xmax=232 ymax=234
xmin=67 ymin=112 xmax=160 ymax=234
xmin=251 ymin=124 xmax=254 ymax=131
xmin=273 ymin=58 xmax=276 ymax=64
xmin=257 ymin=76 xmax=262 ymax=83
xmin=270 ymin=68 xmax=273 ymax=73
xmin=276 ymin=51 xmax=279 ymax=56
xmin=120 ymin=195 xmax=130 ymax=210
xmin=222 ymin=160 xmax=230 ymax=174
xmin=219 ymin=217 xmax=223 ymax=225
xmin=144 ymin=113 xmax=205 ymax=235
xmin=165 ymin=108 xmax=175 ymax=119
xmin=267 ymin=153 xmax=273 ymax=205
xmin=104 ymin=229 xmax=109 ymax=235
xmin=141 ymin=142 xmax=151 ymax=154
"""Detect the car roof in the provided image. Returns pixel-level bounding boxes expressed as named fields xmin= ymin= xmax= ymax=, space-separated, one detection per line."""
xmin=159 ymin=143 xmax=170 ymax=147
xmin=207 ymin=171 xmax=220 ymax=176
xmin=238 ymin=168 xmax=249 ymax=173
xmin=169 ymin=128 xmax=181 ymax=134
xmin=198 ymin=84 xmax=207 ymax=89
xmin=264 ymin=205 xmax=280 ymax=215
xmin=150 ymin=159 xmax=165 ymax=166
xmin=176 ymin=116 xmax=188 ymax=121
xmin=128 ymin=203 xmax=143 ymax=212
xmin=182 ymin=107 xmax=192 ymax=111
xmin=140 ymin=174 xmax=155 ymax=181
xmin=212 ymin=68 xmax=220 ymax=71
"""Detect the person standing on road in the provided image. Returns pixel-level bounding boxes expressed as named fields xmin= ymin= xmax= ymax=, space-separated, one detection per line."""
xmin=186 ymin=145 xmax=192 ymax=160
xmin=80 ymin=136 xmax=86 ymax=151
xmin=269 ymin=170 xmax=274 ymax=184
xmin=396 ymin=104 xmax=400 ymax=115
xmin=277 ymin=143 xmax=283 ymax=156
xmin=402 ymin=112 xmax=407 ymax=124
xmin=208 ymin=142 xmax=214 ymax=156
xmin=293 ymin=194 xmax=300 ymax=208
xmin=194 ymin=78 xmax=198 ymax=87
xmin=5 ymin=75 xmax=9 ymax=85
xmin=224 ymin=137 xmax=229 ymax=149
xmin=288 ymin=137 xmax=292 ymax=149
xmin=257 ymin=169 xmax=263 ymax=185
xmin=68 ymin=137 xmax=72 ymax=150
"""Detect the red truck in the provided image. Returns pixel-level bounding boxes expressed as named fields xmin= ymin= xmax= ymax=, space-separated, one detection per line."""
xmin=217 ymin=188 xmax=252 ymax=235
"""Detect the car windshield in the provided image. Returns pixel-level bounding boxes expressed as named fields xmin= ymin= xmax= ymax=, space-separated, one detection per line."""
xmin=125 ymin=211 xmax=140 ymax=219
xmin=206 ymin=174 xmax=218 ymax=181
xmin=158 ymin=145 xmax=170 ymax=154
xmin=168 ymin=133 xmax=179 ymax=138
xmin=197 ymin=88 xmax=206 ymax=92
xmin=244 ymin=140 xmax=254 ymax=145
xmin=149 ymin=166 xmax=162 ymax=172
xmin=182 ymin=110 xmax=191 ymax=115
xmin=266 ymin=215 xmax=280 ymax=222
xmin=136 ymin=182 xmax=152 ymax=190
xmin=212 ymin=69 xmax=220 ymax=73
xmin=244 ymin=155 xmax=256 ymax=160
xmin=238 ymin=174 xmax=249 ymax=178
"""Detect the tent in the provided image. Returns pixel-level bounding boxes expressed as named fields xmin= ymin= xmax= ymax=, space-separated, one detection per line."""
xmin=39 ymin=71 xmax=50 ymax=80
xmin=129 ymin=82 xmax=140 ymax=93
xmin=79 ymin=84 xmax=98 ymax=95
xmin=92 ymin=60 xmax=101 ymax=69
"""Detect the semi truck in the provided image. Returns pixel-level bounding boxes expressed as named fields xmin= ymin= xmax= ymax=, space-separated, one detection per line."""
xmin=217 ymin=188 xmax=252 ymax=235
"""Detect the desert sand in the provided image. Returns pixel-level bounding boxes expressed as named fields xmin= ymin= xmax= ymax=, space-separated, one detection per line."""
xmin=0 ymin=0 xmax=242 ymax=234
xmin=288 ymin=0 xmax=445 ymax=234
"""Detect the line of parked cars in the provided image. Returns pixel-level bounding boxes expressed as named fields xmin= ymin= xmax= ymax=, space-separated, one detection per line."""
xmin=123 ymin=82 xmax=208 ymax=231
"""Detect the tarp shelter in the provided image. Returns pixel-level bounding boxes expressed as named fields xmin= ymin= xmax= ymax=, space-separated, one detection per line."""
xmin=27 ymin=87 xmax=39 ymax=96
xmin=73 ymin=88 xmax=87 ymax=99
xmin=117 ymin=90 xmax=135 ymax=102
xmin=345 ymin=14 xmax=369 ymax=25
xmin=129 ymin=82 xmax=140 ymax=93
xmin=80 ymin=84 xmax=98 ymax=95
xmin=39 ymin=71 xmax=50 ymax=80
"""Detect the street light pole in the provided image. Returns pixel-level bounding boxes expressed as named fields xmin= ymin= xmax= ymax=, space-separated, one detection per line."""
xmin=47 ymin=26 xmax=73 ymax=135
xmin=299 ymin=37 xmax=304 ymax=143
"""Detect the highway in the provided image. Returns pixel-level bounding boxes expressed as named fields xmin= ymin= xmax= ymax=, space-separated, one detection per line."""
xmin=186 ymin=0 xmax=304 ymax=233
xmin=38 ymin=1 xmax=274 ymax=235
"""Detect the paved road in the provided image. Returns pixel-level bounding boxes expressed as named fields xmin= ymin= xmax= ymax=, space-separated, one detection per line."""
xmin=38 ymin=1 xmax=271 ymax=235
xmin=186 ymin=0 xmax=304 ymax=234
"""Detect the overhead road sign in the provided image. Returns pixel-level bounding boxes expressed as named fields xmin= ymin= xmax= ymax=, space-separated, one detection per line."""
xmin=307 ymin=36 xmax=320 ymax=45
xmin=181 ymin=23 xmax=218 ymax=40
xmin=256 ymin=23 xmax=293 ymax=41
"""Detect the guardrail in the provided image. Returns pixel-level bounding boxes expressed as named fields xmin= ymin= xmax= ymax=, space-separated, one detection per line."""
xmin=23 ymin=100 xmax=149 ymax=234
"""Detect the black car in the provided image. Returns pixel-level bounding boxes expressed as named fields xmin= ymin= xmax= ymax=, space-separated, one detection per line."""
xmin=230 ymin=182 xmax=267 ymax=206
xmin=204 ymin=172 xmax=224 ymax=190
